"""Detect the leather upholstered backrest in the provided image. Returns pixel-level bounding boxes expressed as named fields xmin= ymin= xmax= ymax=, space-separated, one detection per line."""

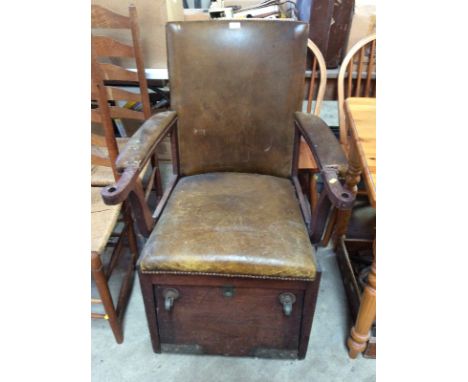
xmin=167 ymin=20 xmax=308 ymax=178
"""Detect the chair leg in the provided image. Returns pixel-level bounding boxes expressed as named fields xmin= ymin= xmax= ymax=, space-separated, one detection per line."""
xmin=91 ymin=252 xmax=123 ymax=344
xmin=320 ymin=207 xmax=337 ymax=247
xmin=114 ymin=210 xmax=139 ymax=320
xmin=347 ymin=242 xmax=376 ymax=358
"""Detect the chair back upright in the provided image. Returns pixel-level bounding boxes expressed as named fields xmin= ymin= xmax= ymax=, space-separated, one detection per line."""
xmin=306 ymin=39 xmax=327 ymax=116
xmin=167 ymin=20 xmax=309 ymax=178
xmin=337 ymin=34 xmax=376 ymax=147
xmin=91 ymin=51 xmax=120 ymax=181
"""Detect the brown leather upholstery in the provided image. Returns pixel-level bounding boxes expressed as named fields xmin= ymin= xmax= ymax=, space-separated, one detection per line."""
xmin=140 ymin=173 xmax=317 ymax=279
xmin=167 ymin=20 xmax=308 ymax=178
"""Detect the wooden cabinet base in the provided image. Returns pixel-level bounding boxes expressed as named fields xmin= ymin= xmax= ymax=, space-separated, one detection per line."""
xmin=139 ymin=271 xmax=321 ymax=359
xmin=336 ymin=238 xmax=376 ymax=359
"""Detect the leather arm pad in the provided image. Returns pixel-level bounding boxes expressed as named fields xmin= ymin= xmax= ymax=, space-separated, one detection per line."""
xmin=294 ymin=112 xmax=354 ymax=209
xmin=116 ymin=110 xmax=177 ymax=172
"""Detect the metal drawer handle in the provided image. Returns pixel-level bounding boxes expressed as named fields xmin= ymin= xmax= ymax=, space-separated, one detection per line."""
xmin=162 ymin=288 xmax=180 ymax=311
xmin=279 ymin=292 xmax=296 ymax=317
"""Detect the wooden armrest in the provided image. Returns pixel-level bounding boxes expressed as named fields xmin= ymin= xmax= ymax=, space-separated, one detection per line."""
xmin=294 ymin=112 xmax=354 ymax=209
xmin=116 ymin=110 xmax=177 ymax=172
xmin=101 ymin=110 xmax=177 ymax=206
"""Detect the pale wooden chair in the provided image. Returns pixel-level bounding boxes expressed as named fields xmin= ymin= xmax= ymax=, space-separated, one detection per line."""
xmin=91 ymin=54 xmax=140 ymax=344
xmin=298 ymin=39 xmax=327 ymax=219
xmin=338 ymin=34 xmax=376 ymax=148
xmin=91 ymin=4 xmax=163 ymax=197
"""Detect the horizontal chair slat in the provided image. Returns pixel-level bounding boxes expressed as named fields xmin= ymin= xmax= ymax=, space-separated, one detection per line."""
xmin=105 ymin=86 xmax=142 ymax=102
xmin=91 ymin=133 xmax=107 ymax=147
xmin=92 ymin=35 xmax=134 ymax=58
xmin=109 ymin=106 xmax=145 ymax=121
xmin=91 ymin=4 xmax=131 ymax=29
xmin=100 ymin=63 xmax=139 ymax=82
xmin=91 ymin=109 xmax=102 ymax=123
xmin=92 ymin=154 xmax=112 ymax=167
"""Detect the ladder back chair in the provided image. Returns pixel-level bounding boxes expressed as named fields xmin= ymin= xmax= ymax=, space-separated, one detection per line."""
xmin=91 ymin=4 xmax=163 ymax=197
xmin=299 ymin=39 xmax=327 ymax=221
xmin=91 ymin=56 xmax=139 ymax=344
xmin=99 ymin=20 xmax=354 ymax=359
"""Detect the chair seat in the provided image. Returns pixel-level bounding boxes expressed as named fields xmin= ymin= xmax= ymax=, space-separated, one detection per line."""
xmin=91 ymin=187 xmax=121 ymax=254
xmin=140 ymin=172 xmax=317 ymax=279
xmin=91 ymin=137 xmax=129 ymax=187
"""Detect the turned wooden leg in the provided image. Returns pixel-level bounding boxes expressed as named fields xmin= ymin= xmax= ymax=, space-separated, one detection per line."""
xmin=91 ymin=252 xmax=123 ymax=344
xmin=347 ymin=242 xmax=376 ymax=358
xmin=333 ymin=141 xmax=362 ymax=243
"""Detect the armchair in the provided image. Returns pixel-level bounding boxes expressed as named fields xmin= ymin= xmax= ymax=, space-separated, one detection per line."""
xmin=101 ymin=20 xmax=354 ymax=358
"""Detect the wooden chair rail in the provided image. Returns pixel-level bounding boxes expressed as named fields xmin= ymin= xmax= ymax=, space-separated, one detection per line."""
xmin=99 ymin=63 xmax=139 ymax=82
xmin=105 ymin=86 xmax=142 ymax=103
xmin=92 ymin=4 xmax=131 ymax=29
xmin=91 ymin=109 xmax=101 ymax=123
xmin=92 ymin=35 xmax=135 ymax=58
xmin=108 ymin=106 xmax=145 ymax=121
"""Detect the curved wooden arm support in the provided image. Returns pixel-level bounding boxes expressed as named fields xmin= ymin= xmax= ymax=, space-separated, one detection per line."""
xmin=101 ymin=165 xmax=139 ymax=205
xmin=294 ymin=112 xmax=354 ymax=209
xmin=101 ymin=111 xmax=179 ymax=237
xmin=320 ymin=168 xmax=354 ymax=210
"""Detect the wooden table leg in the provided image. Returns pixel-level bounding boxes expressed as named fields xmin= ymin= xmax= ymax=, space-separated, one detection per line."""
xmin=334 ymin=137 xmax=377 ymax=358
xmin=348 ymin=241 xmax=376 ymax=358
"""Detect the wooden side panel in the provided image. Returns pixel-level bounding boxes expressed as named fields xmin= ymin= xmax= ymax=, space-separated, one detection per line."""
xmin=155 ymin=285 xmax=304 ymax=357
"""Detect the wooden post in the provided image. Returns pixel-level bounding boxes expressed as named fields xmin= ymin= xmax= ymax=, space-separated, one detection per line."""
xmin=347 ymin=241 xmax=376 ymax=358
xmin=333 ymin=140 xmax=361 ymax=242
xmin=91 ymin=252 xmax=123 ymax=344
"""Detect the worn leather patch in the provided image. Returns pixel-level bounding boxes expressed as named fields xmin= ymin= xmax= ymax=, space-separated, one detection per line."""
xmin=167 ymin=21 xmax=308 ymax=178
xmin=140 ymin=172 xmax=317 ymax=279
xmin=115 ymin=111 xmax=177 ymax=171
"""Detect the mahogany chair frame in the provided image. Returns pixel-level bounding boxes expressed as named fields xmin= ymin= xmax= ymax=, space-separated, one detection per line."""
xmin=99 ymin=22 xmax=355 ymax=356
xmin=99 ymin=110 xmax=353 ymax=357
xmin=91 ymin=52 xmax=139 ymax=344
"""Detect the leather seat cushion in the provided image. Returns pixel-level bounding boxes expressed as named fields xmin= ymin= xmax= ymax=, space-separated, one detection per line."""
xmin=140 ymin=172 xmax=317 ymax=279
